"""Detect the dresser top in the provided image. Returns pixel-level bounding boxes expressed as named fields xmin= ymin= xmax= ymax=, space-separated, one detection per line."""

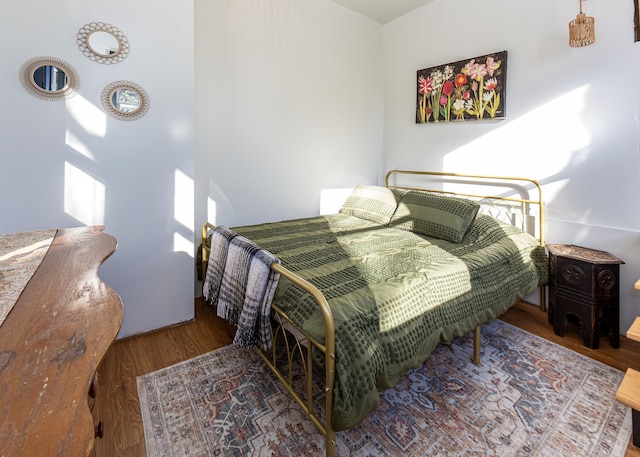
xmin=0 ymin=226 xmax=123 ymax=457
xmin=547 ymin=244 xmax=624 ymax=264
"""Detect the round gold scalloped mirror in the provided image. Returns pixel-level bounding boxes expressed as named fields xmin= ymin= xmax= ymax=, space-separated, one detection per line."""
xmin=88 ymin=31 xmax=121 ymax=57
xmin=101 ymin=81 xmax=149 ymax=121
xmin=77 ymin=22 xmax=129 ymax=64
xmin=19 ymin=56 xmax=80 ymax=101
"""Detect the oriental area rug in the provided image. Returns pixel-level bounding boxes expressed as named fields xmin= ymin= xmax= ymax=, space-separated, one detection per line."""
xmin=137 ymin=320 xmax=631 ymax=457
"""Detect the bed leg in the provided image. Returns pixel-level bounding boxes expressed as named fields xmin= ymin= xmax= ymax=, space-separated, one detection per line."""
xmin=472 ymin=325 xmax=481 ymax=365
xmin=539 ymin=285 xmax=546 ymax=312
xmin=326 ymin=435 xmax=336 ymax=457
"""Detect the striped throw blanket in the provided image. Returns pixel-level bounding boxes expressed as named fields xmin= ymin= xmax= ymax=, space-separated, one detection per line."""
xmin=203 ymin=226 xmax=280 ymax=352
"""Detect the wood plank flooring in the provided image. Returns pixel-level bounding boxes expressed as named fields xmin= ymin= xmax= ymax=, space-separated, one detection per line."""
xmin=92 ymin=298 xmax=235 ymax=456
xmin=92 ymin=299 xmax=640 ymax=456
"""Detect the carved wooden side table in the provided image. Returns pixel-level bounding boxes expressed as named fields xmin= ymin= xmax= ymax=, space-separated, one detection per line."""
xmin=547 ymin=244 xmax=624 ymax=349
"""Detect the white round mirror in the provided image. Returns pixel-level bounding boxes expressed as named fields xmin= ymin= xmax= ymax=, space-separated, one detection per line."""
xmin=19 ymin=57 xmax=79 ymax=101
xmin=101 ymin=81 xmax=149 ymax=121
xmin=87 ymin=31 xmax=121 ymax=57
xmin=77 ymin=22 xmax=129 ymax=64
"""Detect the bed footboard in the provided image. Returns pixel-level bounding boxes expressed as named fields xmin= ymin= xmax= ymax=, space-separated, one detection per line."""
xmin=202 ymin=222 xmax=338 ymax=457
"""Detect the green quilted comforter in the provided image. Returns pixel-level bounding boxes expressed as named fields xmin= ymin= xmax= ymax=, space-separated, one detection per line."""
xmin=233 ymin=213 xmax=548 ymax=431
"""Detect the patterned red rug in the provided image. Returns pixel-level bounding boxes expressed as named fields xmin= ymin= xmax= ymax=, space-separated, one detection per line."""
xmin=137 ymin=320 xmax=631 ymax=456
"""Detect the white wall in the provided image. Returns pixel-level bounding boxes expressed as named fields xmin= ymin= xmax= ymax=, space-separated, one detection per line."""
xmin=194 ymin=0 xmax=384 ymax=235
xmin=0 ymin=0 xmax=195 ymax=338
xmin=383 ymin=0 xmax=640 ymax=333
xmin=5 ymin=0 xmax=637 ymax=339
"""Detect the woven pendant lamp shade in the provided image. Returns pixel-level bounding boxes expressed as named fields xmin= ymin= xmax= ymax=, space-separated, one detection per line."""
xmin=569 ymin=1 xmax=595 ymax=47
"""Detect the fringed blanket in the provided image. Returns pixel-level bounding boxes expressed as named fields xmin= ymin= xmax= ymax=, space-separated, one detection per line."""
xmin=203 ymin=226 xmax=280 ymax=352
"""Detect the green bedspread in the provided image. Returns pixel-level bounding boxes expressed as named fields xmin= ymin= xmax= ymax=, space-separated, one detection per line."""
xmin=232 ymin=213 xmax=548 ymax=432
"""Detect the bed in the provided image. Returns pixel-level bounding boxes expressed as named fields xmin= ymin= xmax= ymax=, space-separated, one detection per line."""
xmin=201 ymin=170 xmax=548 ymax=457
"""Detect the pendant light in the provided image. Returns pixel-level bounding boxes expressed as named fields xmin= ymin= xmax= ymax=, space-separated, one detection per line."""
xmin=569 ymin=0 xmax=595 ymax=47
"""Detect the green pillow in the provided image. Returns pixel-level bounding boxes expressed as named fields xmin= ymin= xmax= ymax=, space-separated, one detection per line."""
xmin=389 ymin=191 xmax=480 ymax=242
xmin=339 ymin=185 xmax=405 ymax=225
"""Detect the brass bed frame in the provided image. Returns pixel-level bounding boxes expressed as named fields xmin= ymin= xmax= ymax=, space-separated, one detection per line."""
xmin=201 ymin=170 xmax=545 ymax=457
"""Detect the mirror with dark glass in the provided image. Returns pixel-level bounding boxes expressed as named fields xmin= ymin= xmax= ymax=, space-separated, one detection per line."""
xmin=19 ymin=57 xmax=79 ymax=101
xmin=32 ymin=65 xmax=68 ymax=92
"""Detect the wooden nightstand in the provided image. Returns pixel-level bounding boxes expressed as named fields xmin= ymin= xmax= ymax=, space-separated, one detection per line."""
xmin=547 ymin=244 xmax=624 ymax=349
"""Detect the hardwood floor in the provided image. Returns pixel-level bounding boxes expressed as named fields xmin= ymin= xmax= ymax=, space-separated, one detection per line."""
xmin=93 ymin=299 xmax=640 ymax=456
xmin=92 ymin=298 xmax=235 ymax=456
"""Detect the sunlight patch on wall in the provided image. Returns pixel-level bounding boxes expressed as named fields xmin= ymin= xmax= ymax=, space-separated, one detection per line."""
xmin=542 ymin=178 xmax=571 ymax=205
xmin=65 ymin=94 xmax=107 ymax=138
xmin=174 ymin=169 xmax=194 ymax=231
xmin=174 ymin=232 xmax=194 ymax=257
xmin=65 ymin=129 xmax=95 ymax=160
xmin=207 ymin=197 xmax=217 ymax=226
xmin=444 ymin=85 xmax=592 ymax=178
xmin=64 ymin=161 xmax=105 ymax=225
xmin=320 ymin=188 xmax=352 ymax=215
xmin=173 ymin=169 xmax=194 ymax=256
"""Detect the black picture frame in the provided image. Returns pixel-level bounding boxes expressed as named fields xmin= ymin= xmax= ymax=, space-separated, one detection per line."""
xmin=416 ymin=51 xmax=507 ymax=124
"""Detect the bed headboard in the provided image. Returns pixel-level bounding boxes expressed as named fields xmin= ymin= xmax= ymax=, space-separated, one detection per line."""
xmin=385 ymin=170 xmax=545 ymax=246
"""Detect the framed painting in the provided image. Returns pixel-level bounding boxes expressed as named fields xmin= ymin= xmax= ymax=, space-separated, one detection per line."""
xmin=416 ymin=50 xmax=508 ymax=124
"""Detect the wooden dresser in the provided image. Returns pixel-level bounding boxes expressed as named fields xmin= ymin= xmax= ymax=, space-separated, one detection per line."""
xmin=0 ymin=226 xmax=123 ymax=457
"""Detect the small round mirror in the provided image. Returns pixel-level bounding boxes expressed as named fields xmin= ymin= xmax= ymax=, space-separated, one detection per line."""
xmin=77 ymin=22 xmax=129 ymax=64
xmin=87 ymin=31 xmax=121 ymax=57
xmin=101 ymin=81 xmax=149 ymax=121
xmin=111 ymin=88 xmax=141 ymax=113
xmin=19 ymin=57 xmax=79 ymax=101
xmin=32 ymin=65 xmax=68 ymax=93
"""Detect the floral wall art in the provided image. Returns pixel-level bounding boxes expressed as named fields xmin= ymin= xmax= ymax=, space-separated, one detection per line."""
xmin=416 ymin=51 xmax=507 ymax=123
